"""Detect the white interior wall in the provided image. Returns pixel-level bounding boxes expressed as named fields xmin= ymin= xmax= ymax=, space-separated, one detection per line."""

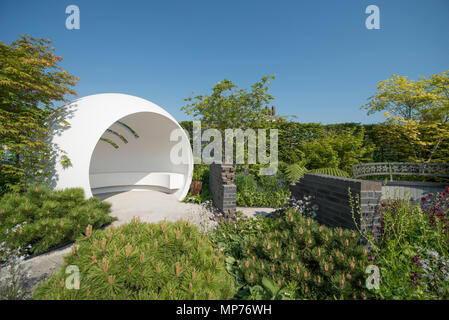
xmin=89 ymin=112 xmax=189 ymax=195
xmin=90 ymin=112 xmax=184 ymax=174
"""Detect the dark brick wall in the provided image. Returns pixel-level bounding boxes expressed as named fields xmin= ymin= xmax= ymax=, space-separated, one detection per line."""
xmin=209 ymin=163 xmax=237 ymax=219
xmin=290 ymin=173 xmax=382 ymax=243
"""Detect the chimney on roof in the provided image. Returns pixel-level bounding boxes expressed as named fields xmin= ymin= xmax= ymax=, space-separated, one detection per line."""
xmin=271 ymin=106 xmax=276 ymax=116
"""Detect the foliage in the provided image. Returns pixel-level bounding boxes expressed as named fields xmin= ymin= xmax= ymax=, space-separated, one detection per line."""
xmin=362 ymin=71 xmax=449 ymax=122
xmin=181 ymin=76 xmax=276 ymax=130
xmin=310 ymin=167 xmax=350 ymax=178
xmin=191 ymin=163 xmax=207 ymax=181
xmin=284 ymin=162 xmax=308 ymax=184
xmin=210 ymin=215 xmax=276 ymax=260
xmin=235 ymin=174 xmax=290 ymax=208
xmin=275 ymin=122 xmax=325 ymax=164
xmin=283 ymin=163 xmax=349 ymax=185
xmin=362 ymin=74 xmax=431 ymax=120
xmin=33 ymin=219 xmax=235 ymax=300
xmin=212 ymin=208 xmax=371 ymax=300
xmin=234 ymin=276 xmax=299 ymax=300
xmin=99 ymin=137 xmax=119 ymax=149
xmin=0 ymin=242 xmax=31 ymax=300
xmin=235 ymin=173 xmax=257 ymax=192
xmin=0 ymin=35 xmax=79 ymax=194
xmin=299 ymin=127 xmax=373 ymax=173
xmin=373 ymin=114 xmax=449 ymax=163
xmin=420 ymin=70 xmax=449 ymax=123
xmin=180 ymin=119 xmax=380 ymax=174
xmin=421 ymin=187 xmax=449 ymax=237
xmin=363 ymin=71 xmax=449 ymax=163
xmin=364 ymin=193 xmax=449 ymax=299
xmin=184 ymin=165 xmax=212 ymax=204
xmin=0 ymin=186 xmax=114 ymax=256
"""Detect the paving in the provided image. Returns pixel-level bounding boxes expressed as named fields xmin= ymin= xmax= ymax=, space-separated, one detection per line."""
xmin=237 ymin=206 xmax=277 ymax=218
xmin=96 ymin=191 xmax=215 ymax=229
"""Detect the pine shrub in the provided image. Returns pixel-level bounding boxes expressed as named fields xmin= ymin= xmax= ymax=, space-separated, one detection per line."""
xmin=0 ymin=186 xmax=114 ymax=256
xmin=234 ymin=208 xmax=371 ymax=299
xmin=33 ymin=219 xmax=235 ymax=300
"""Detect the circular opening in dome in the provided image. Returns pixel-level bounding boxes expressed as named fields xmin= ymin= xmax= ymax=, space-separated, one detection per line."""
xmin=88 ymin=112 xmax=190 ymax=198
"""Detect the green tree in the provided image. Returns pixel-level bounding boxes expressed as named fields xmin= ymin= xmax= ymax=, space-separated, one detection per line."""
xmin=362 ymin=74 xmax=431 ymax=120
xmin=181 ymin=75 xmax=276 ymax=130
xmin=363 ymin=71 xmax=449 ymax=163
xmin=362 ymin=71 xmax=449 ymax=122
xmin=0 ymin=35 xmax=79 ymax=194
xmin=420 ymin=70 xmax=449 ymax=123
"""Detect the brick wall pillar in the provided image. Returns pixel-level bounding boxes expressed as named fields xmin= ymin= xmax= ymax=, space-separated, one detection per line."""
xmin=209 ymin=163 xmax=237 ymax=221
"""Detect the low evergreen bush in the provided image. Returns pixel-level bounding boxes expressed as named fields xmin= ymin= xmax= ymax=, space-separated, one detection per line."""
xmin=212 ymin=208 xmax=371 ymax=299
xmin=33 ymin=219 xmax=235 ymax=300
xmin=0 ymin=186 xmax=114 ymax=256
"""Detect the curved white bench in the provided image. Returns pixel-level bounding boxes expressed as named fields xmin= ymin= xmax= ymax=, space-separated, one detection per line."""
xmin=90 ymin=172 xmax=185 ymax=193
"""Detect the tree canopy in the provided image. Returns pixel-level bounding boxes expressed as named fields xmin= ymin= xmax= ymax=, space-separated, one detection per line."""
xmin=363 ymin=71 xmax=449 ymax=163
xmin=362 ymin=71 xmax=449 ymax=122
xmin=0 ymin=35 xmax=79 ymax=193
xmin=181 ymin=75 xmax=276 ymax=130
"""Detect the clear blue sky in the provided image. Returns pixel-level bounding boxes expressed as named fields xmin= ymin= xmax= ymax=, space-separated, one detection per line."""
xmin=1 ymin=0 xmax=448 ymax=124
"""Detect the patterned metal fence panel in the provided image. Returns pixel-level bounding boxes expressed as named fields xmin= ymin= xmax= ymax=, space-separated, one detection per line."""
xmin=352 ymin=162 xmax=449 ymax=180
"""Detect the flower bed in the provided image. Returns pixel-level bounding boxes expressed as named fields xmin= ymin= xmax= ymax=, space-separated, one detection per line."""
xmin=367 ymin=187 xmax=449 ymax=299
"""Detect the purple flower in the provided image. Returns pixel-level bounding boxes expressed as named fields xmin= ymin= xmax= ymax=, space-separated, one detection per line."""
xmin=412 ymin=255 xmax=422 ymax=268
xmin=408 ymin=271 xmax=421 ymax=288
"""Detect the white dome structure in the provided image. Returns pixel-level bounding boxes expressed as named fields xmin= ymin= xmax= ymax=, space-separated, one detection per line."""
xmin=49 ymin=93 xmax=193 ymax=201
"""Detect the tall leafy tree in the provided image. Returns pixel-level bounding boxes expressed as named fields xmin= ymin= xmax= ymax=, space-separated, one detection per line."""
xmin=0 ymin=35 xmax=79 ymax=193
xmin=362 ymin=74 xmax=431 ymax=120
xmin=182 ymin=75 xmax=276 ymax=130
xmin=420 ymin=71 xmax=449 ymax=123
xmin=363 ymin=71 xmax=449 ymax=163
xmin=363 ymin=71 xmax=449 ymax=122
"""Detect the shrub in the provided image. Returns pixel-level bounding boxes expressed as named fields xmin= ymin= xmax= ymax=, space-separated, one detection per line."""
xmin=184 ymin=165 xmax=212 ymax=204
xmin=33 ymin=219 xmax=235 ymax=300
xmin=0 ymin=186 xmax=114 ymax=256
xmin=236 ymin=174 xmax=290 ymax=208
xmin=235 ymin=174 xmax=257 ymax=192
xmin=0 ymin=242 xmax=30 ymax=300
xmin=212 ymin=208 xmax=371 ymax=300
xmin=366 ymin=195 xmax=449 ymax=299
xmin=300 ymin=128 xmax=373 ymax=173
